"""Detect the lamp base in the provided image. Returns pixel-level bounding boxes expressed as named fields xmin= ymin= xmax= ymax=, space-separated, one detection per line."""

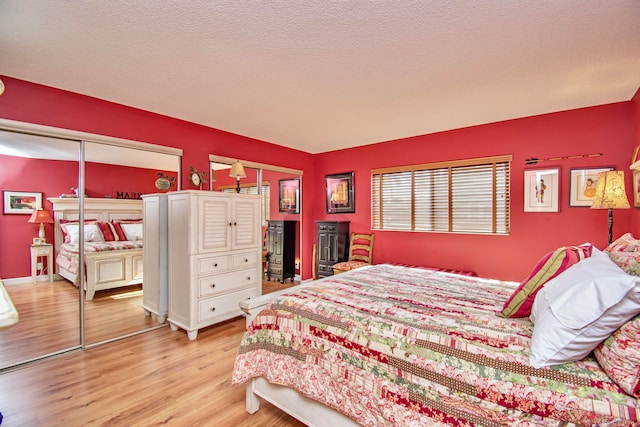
xmin=235 ymin=178 xmax=241 ymax=193
xmin=39 ymin=223 xmax=47 ymax=244
xmin=607 ymin=208 xmax=613 ymax=245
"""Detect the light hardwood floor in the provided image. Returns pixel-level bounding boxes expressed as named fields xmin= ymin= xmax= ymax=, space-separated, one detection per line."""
xmin=0 ymin=280 xmax=162 ymax=369
xmin=0 ymin=279 xmax=304 ymax=426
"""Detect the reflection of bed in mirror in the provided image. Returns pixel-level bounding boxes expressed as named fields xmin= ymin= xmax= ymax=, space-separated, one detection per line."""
xmin=48 ymin=197 xmax=143 ymax=301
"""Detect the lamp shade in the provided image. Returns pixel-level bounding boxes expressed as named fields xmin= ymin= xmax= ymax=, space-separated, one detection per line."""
xmin=590 ymin=171 xmax=630 ymax=210
xmin=229 ymin=161 xmax=246 ymax=179
xmin=28 ymin=209 xmax=54 ymax=224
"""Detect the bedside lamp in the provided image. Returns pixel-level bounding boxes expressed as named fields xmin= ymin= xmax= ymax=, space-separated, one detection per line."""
xmin=590 ymin=170 xmax=630 ymax=244
xmin=28 ymin=209 xmax=54 ymax=244
xmin=229 ymin=160 xmax=246 ymax=193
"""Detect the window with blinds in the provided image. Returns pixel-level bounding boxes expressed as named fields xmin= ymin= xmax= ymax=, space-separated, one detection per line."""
xmin=371 ymin=155 xmax=511 ymax=234
xmin=221 ymin=183 xmax=270 ymax=226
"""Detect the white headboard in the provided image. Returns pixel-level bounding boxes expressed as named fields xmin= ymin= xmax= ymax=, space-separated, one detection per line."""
xmin=47 ymin=197 xmax=143 ymax=254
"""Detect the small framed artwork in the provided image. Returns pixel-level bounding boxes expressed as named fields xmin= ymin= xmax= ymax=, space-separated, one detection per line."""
xmin=523 ymin=168 xmax=559 ymax=212
xmin=326 ymin=172 xmax=355 ymax=214
xmin=633 ymin=170 xmax=640 ymax=208
xmin=569 ymin=167 xmax=613 ymax=207
xmin=3 ymin=191 xmax=42 ymax=214
xmin=279 ymin=178 xmax=300 ymax=214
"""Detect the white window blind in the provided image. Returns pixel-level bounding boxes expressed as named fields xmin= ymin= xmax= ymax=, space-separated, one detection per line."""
xmin=371 ymin=155 xmax=511 ymax=234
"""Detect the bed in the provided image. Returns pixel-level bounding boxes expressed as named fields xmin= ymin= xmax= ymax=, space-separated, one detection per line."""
xmin=48 ymin=197 xmax=143 ymax=301
xmin=233 ymin=259 xmax=640 ymax=426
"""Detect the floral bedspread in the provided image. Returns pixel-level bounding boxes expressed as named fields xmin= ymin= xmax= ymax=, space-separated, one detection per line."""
xmin=56 ymin=241 xmax=143 ymax=278
xmin=232 ymin=264 xmax=640 ymax=426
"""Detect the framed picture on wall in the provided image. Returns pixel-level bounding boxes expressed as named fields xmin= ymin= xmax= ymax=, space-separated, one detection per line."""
xmin=569 ymin=167 xmax=613 ymax=207
xmin=279 ymin=178 xmax=300 ymax=214
xmin=326 ymin=172 xmax=355 ymax=214
xmin=3 ymin=191 xmax=42 ymax=214
xmin=523 ymin=168 xmax=559 ymax=212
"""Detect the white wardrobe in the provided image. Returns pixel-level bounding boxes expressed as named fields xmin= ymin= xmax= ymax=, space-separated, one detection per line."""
xmin=165 ymin=190 xmax=262 ymax=340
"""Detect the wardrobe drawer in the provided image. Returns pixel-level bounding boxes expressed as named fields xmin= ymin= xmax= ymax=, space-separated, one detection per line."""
xmin=197 ymin=255 xmax=230 ymax=275
xmin=232 ymin=251 xmax=258 ymax=268
xmin=198 ymin=287 xmax=258 ymax=323
xmin=198 ymin=268 xmax=258 ymax=298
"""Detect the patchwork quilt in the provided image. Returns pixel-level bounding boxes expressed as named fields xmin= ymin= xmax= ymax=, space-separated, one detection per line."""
xmin=232 ymin=264 xmax=640 ymax=426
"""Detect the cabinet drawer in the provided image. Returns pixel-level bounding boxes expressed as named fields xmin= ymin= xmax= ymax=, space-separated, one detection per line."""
xmin=198 ymin=268 xmax=258 ymax=298
xmin=197 ymin=255 xmax=230 ymax=275
xmin=32 ymin=245 xmax=52 ymax=256
xmin=268 ymin=267 xmax=282 ymax=276
xmin=317 ymin=264 xmax=333 ymax=275
xmin=232 ymin=251 xmax=258 ymax=268
xmin=270 ymin=256 xmax=282 ymax=266
xmin=198 ymin=287 xmax=258 ymax=324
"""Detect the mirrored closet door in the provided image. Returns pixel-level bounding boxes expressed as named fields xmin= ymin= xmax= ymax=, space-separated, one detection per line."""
xmin=0 ymin=119 xmax=182 ymax=371
xmin=0 ymin=131 xmax=81 ymax=370
xmin=83 ymin=141 xmax=181 ymax=346
xmin=210 ymin=156 xmax=303 ymax=293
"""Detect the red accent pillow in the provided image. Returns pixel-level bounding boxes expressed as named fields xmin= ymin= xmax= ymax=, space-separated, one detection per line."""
xmin=109 ymin=221 xmax=127 ymax=241
xmin=96 ymin=222 xmax=116 ymax=242
xmin=499 ymin=243 xmax=593 ymax=318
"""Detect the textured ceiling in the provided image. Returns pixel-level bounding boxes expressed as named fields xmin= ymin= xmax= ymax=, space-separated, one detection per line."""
xmin=1 ymin=1 xmax=639 ymax=154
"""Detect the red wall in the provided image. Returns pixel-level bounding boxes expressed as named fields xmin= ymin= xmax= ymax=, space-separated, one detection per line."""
xmin=314 ymin=102 xmax=636 ymax=281
xmin=0 ymin=76 xmax=315 ymax=279
xmin=1 ymin=75 xmax=639 ymax=283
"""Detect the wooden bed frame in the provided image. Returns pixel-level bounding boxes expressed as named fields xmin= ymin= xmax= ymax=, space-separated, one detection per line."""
xmin=48 ymin=197 xmax=143 ymax=301
xmin=239 ymin=277 xmax=360 ymax=426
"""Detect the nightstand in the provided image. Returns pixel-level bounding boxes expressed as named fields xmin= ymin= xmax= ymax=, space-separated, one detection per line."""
xmin=31 ymin=244 xmax=53 ymax=284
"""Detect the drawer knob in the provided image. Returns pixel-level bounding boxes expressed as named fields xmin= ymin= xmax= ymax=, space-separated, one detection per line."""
xmin=213 ymin=263 xmax=218 ymax=267
xmin=210 ymin=283 xmax=216 ymax=288
xmin=211 ymin=307 xmax=216 ymax=312
xmin=246 ymin=276 xmax=251 ymax=280
xmin=243 ymin=258 xmax=248 ymax=263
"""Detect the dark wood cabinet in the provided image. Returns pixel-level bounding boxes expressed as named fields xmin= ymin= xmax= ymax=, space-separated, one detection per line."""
xmin=315 ymin=221 xmax=350 ymax=278
xmin=266 ymin=220 xmax=297 ymax=283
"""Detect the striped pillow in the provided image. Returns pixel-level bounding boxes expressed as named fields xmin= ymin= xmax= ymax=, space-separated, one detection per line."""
xmin=96 ymin=222 xmax=116 ymax=241
xmin=109 ymin=221 xmax=127 ymax=241
xmin=499 ymin=243 xmax=593 ymax=318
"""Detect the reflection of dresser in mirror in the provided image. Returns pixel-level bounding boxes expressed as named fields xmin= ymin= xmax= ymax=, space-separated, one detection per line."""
xmin=266 ymin=220 xmax=296 ymax=283
xmin=142 ymin=193 xmax=168 ymax=323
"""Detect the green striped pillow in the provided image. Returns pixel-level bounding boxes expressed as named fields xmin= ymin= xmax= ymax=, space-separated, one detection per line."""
xmin=499 ymin=243 xmax=592 ymax=318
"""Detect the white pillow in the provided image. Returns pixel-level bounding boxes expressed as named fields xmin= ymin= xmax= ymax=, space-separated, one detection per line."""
xmin=120 ymin=223 xmax=143 ymax=241
xmin=63 ymin=223 xmax=104 ymax=244
xmin=529 ymin=248 xmax=640 ymax=368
